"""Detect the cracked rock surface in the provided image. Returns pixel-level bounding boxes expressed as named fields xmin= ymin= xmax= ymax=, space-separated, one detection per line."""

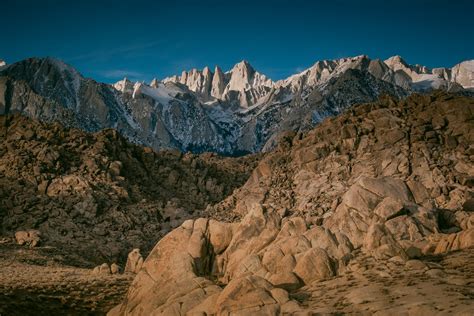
xmin=112 ymin=92 xmax=474 ymax=315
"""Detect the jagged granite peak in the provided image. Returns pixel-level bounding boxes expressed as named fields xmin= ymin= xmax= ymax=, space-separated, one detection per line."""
xmin=432 ymin=67 xmax=452 ymax=81
xmin=211 ymin=65 xmax=225 ymax=99
xmin=114 ymin=77 xmax=134 ymax=93
xmin=164 ymin=67 xmax=214 ymax=98
xmin=226 ymin=60 xmax=255 ymax=91
xmin=384 ymin=55 xmax=474 ymax=91
xmin=132 ymin=82 xmax=143 ymax=98
xmin=219 ymin=60 xmax=274 ymax=108
xmin=200 ymin=66 xmax=213 ymax=97
xmin=384 ymin=55 xmax=427 ymax=77
xmin=0 ymin=59 xmax=6 ymax=69
xmin=202 ymin=65 xmax=211 ymax=75
xmin=2 ymin=55 xmax=474 ymax=156
xmin=384 ymin=55 xmax=409 ymax=68
xmin=278 ymin=55 xmax=372 ymax=92
xmin=383 ymin=55 xmax=442 ymax=89
xmin=150 ymin=78 xmax=159 ymax=88
xmin=384 ymin=55 xmax=430 ymax=74
xmin=161 ymin=60 xmax=274 ymax=107
xmin=179 ymin=70 xmax=187 ymax=85
xmin=225 ymin=60 xmax=273 ymax=92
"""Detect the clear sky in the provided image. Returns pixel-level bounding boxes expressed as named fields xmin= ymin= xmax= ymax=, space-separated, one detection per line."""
xmin=2 ymin=0 xmax=473 ymax=83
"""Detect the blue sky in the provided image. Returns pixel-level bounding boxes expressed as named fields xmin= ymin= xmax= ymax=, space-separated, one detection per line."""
xmin=2 ymin=0 xmax=473 ymax=83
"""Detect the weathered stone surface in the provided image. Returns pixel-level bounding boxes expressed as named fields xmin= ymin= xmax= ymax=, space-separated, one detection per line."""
xmin=405 ymin=259 xmax=427 ymax=270
xmin=215 ymin=275 xmax=280 ymax=315
xmin=124 ymin=249 xmax=144 ymax=274
xmin=293 ymin=248 xmax=336 ymax=283
xmin=433 ymin=229 xmax=474 ymax=254
xmin=14 ymin=230 xmax=41 ymax=248
xmin=325 ymin=176 xmax=438 ymax=249
xmin=363 ymin=221 xmax=408 ymax=260
xmin=110 ymin=263 xmax=120 ymax=274
xmin=267 ymin=272 xmax=301 ymax=291
xmin=92 ymin=263 xmax=111 ymax=275
xmin=109 ymin=204 xmax=347 ymax=315
xmin=111 ymin=93 xmax=474 ymax=315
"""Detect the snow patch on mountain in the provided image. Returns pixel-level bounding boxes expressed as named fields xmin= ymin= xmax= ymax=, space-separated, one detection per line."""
xmin=2 ymin=55 xmax=473 ymax=156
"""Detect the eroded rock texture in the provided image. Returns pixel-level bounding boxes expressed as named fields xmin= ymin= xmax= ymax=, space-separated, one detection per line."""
xmin=112 ymin=92 xmax=474 ymax=315
xmin=0 ymin=114 xmax=259 ymax=264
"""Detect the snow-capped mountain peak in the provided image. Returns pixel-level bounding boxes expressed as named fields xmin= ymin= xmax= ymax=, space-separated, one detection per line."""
xmin=160 ymin=60 xmax=274 ymax=107
xmin=120 ymin=54 xmax=474 ymax=111
xmin=150 ymin=78 xmax=159 ymax=88
xmin=3 ymin=54 xmax=473 ymax=156
xmin=382 ymin=55 xmax=474 ymax=91
xmin=225 ymin=60 xmax=274 ymax=92
xmin=114 ymin=77 xmax=134 ymax=93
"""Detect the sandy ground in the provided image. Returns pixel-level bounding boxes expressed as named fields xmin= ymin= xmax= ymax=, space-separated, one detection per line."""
xmin=295 ymin=248 xmax=474 ymax=314
xmin=1 ymin=237 xmax=473 ymax=315
xmin=0 ymin=239 xmax=133 ymax=316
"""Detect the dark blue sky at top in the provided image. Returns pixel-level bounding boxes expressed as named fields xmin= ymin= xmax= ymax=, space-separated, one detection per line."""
xmin=2 ymin=0 xmax=473 ymax=83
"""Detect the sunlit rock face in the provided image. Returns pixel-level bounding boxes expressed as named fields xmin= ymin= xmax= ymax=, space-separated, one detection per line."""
xmin=110 ymin=92 xmax=474 ymax=315
xmin=1 ymin=55 xmax=473 ymax=155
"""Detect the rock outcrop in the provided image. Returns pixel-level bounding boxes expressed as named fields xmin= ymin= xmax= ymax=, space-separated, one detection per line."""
xmin=0 ymin=114 xmax=259 ymax=264
xmin=14 ymin=230 xmax=41 ymax=248
xmin=110 ymin=263 xmax=120 ymax=274
xmin=447 ymin=60 xmax=474 ymax=90
xmin=92 ymin=263 xmax=111 ymax=275
xmin=124 ymin=249 xmax=144 ymax=274
xmin=111 ymin=92 xmax=474 ymax=315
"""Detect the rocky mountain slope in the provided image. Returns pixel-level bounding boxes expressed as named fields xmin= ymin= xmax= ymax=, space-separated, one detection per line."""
xmin=1 ymin=55 xmax=472 ymax=155
xmin=111 ymin=91 xmax=474 ymax=315
xmin=0 ymin=113 xmax=259 ymax=265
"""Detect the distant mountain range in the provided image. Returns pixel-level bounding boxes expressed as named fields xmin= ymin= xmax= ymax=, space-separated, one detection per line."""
xmin=0 ymin=55 xmax=473 ymax=155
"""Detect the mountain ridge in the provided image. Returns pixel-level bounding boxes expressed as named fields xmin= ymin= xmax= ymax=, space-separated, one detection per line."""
xmin=0 ymin=55 xmax=473 ymax=156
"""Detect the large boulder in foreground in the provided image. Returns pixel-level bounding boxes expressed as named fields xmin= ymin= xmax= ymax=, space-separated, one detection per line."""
xmin=110 ymin=174 xmax=465 ymax=315
xmin=109 ymin=203 xmax=353 ymax=315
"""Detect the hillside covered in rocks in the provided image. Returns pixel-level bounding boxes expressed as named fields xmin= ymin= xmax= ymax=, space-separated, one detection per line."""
xmin=0 ymin=114 xmax=260 ymax=265
xmin=111 ymin=91 xmax=474 ymax=315
xmin=2 ymin=55 xmax=472 ymax=155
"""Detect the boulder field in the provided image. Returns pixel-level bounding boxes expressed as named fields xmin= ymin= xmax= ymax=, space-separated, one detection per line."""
xmin=0 ymin=114 xmax=259 ymax=264
xmin=111 ymin=92 xmax=474 ymax=315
